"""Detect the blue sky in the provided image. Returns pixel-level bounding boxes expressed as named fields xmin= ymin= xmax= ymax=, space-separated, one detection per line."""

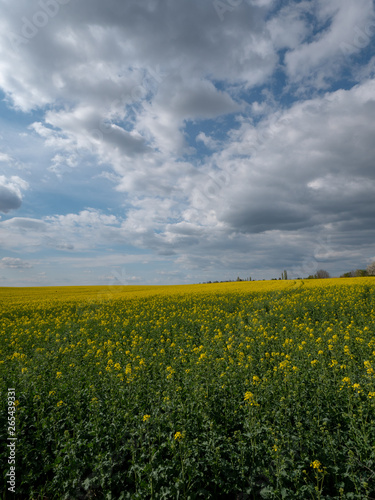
xmin=0 ymin=0 xmax=375 ymax=286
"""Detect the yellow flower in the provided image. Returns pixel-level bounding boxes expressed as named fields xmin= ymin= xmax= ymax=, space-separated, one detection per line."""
xmin=310 ymin=460 xmax=323 ymax=472
xmin=364 ymin=360 xmax=374 ymax=375
xmin=368 ymin=392 xmax=375 ymax=399
xmin=21 ymin=367 xmax=27 ymax=374
xmin=174 ymin=431 xmax=183 ymax=441
xmin=56 ymin=372 xmax=62 ymax=379
xmin=244 ymin=391 xmax=253 ymax=401
xmin=244 ymin=391 xmax=259 ymax=406
xmin=49 ymin=391 xmax=56 ymax=396
xmin=143 ymin=414 xmax=151 ymax=422
xmin=57 ymin=400 xmax=64 ymax=407
xmin=273 ymin=444 xmax=278 ymax=452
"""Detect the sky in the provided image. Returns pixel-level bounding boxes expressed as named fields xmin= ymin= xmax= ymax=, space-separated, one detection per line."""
xmin=0 ymin=0 xmax=375 ymax=286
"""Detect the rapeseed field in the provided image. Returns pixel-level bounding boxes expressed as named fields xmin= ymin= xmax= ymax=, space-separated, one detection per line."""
xmin=1 ymin=278 xmax=374 ymax=499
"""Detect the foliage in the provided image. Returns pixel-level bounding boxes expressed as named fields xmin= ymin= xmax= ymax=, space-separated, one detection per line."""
xmin=1 ymin=278 xmax=375 ymax=498
xmin=367 ymin=261 xmax=375 ymax=276
xmin=341 ymin=270 xmax=368 ymax=278
xmin=315 ymin=270 xmax=330 ymax=279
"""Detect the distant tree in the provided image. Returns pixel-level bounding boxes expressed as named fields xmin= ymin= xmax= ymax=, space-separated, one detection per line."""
xmin=367 ymin=261 xmax=375 ymax=276
xmin=315 ymin=269 xmax=330 ymax=279
xmin=354 ymin=269 xmax=368 ymax=277
xmin=341 ymin=269 xmax=368 ymax=277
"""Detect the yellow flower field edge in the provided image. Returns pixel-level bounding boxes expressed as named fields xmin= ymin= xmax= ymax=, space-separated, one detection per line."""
xmin=0 ymin=277 xmax=374 ymax=498
xmin=0 ymin=276 xmax=373 ymax=304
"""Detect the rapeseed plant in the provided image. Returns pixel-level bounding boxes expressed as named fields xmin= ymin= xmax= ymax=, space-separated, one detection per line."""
xmin=1 ymin=277 xmax=374 ymax=498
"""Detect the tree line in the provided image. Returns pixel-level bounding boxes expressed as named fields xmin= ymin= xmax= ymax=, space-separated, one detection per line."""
xmin=199 ymin=262 xmax=375 ymax=284
xmin=339 ymin=261 xmax=375 ymax=278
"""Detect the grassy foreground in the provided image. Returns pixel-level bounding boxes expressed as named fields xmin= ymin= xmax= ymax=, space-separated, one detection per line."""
xmin=1 ymin=278 xmax=375 ymax=499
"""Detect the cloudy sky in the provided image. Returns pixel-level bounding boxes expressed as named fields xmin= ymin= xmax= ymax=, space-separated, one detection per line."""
xmin=0 ymin=0 xmax=374 ymax=286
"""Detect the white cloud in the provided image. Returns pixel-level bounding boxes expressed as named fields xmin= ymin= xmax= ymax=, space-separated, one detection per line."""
xmin=0 ymin=152 xmax=13 ymax=163
xmin=284 ymin=0 xmax=375 ymax=85
xmin=0 ymin=0 xmax=276 ymax=110
xmin=0 ymin=257 xmax=32 ymax=269
xmin=0 ymin=210 xmax=122 ymax=252
xmin=188 ymin=79 xmax=375 ymax=240
xmin=267 ymin=1 xmax=312 ymax=50
xmin=196 ymin=132 xmax=219 ymax=150
xmin=0 ymin=175 xmax=28 ymax=212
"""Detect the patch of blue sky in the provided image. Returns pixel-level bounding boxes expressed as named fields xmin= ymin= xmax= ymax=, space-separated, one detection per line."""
xmin=345 ymin=42 xmax=375 ymax=76
xmin=237 ymin=84 xmax=268 ymax=106
xmin=0 ymin=91 xmax=42 ymax=124
xmin=13 ymin=165 xmax=126 ymax=222
xmin=184 ymin=113 xmax=242 ymax=156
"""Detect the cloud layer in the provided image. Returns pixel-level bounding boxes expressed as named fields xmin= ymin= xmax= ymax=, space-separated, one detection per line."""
xmin=0 ymin=0 xmax=374 ymax=285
